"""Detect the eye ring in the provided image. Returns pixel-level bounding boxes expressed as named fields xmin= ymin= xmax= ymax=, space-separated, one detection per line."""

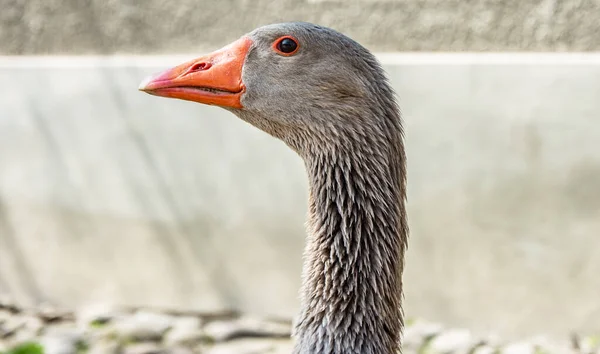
xmin=272 ymin=36 xmax=300 ymax=56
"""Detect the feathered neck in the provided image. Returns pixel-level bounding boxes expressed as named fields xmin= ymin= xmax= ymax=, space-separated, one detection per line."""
xmin=292 ymin=119 xmax=408 ymax=354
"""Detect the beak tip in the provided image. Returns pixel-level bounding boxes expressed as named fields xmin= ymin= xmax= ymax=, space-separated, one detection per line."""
xmin=138 ymin=83 xmax=149 ymax=92
xmin=138 ymin=75 xmax=156 ymax=92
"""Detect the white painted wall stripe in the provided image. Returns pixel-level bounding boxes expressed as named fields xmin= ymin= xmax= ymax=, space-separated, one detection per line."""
xmin=1 ymin=53 xmax=600 ymax=68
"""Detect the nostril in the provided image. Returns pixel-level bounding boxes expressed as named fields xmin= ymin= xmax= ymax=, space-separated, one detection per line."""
xmin=189 ymin=62 xmax=211 ymax=72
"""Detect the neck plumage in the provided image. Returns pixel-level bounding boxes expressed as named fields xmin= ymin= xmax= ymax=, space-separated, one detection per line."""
xmin=292 ymin=129 xmax=408 ymax=354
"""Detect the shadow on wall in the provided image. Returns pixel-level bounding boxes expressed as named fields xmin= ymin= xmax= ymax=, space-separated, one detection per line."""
xmin=406 ymin=142 xmax=600 ymax=336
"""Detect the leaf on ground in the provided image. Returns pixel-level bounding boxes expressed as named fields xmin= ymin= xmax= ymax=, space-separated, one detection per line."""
xmin=4 ymin=342 xmax=44 ymax=354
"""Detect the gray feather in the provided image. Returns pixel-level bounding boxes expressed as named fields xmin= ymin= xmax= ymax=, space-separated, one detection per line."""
xmin=231 ymin=22 xmax=409 ymax=354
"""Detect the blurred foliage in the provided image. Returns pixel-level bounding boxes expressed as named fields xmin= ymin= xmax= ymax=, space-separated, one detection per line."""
xmin=1 ymin=342 xmax=44 ymax=354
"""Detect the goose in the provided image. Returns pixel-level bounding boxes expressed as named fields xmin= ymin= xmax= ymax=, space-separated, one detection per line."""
xmin=139 ymin=22 xmax=408 ymax=354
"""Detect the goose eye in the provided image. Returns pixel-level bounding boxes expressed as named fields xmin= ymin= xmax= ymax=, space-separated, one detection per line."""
xmin=274 ymin=36 xmax=299 ymax=56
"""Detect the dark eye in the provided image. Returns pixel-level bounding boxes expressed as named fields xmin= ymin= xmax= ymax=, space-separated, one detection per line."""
xmin=278 ymin=38 xmax=297 ymax=53
xmin=274 ymin=36 xmax=299 ymax=55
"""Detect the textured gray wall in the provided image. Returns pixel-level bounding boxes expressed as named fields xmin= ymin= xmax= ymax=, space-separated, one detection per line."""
xmin=1 ymin=56 xmax=599 ymax=338
xmin=2 ymin=0 xmax=600 ymax=54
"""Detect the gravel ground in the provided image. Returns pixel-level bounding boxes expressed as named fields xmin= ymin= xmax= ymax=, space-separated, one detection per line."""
xmin=0 ymin=300 xmax=598 ymax=354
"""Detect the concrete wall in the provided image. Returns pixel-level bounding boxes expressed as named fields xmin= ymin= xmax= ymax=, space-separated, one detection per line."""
xmin=0 ymin=55 xmax=599 ymax=339
xmin=2 ymin=0 xmax=600 ymax=54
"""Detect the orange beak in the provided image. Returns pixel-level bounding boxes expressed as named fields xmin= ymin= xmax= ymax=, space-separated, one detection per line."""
xmin=138 ymin=37 xmax=253 ymax=109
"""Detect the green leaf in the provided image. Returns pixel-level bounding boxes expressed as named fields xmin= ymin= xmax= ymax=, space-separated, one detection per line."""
xmin=5 ymin=342 xmax=44 ymax=354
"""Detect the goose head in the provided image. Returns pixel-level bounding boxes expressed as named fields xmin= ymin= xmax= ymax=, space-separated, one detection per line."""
xmin=139 ymin=22 xmax=398 ymax=156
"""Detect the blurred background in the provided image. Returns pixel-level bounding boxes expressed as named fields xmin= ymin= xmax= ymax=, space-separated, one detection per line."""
xmin=1 ymin=0 xmax=600 ymax=346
